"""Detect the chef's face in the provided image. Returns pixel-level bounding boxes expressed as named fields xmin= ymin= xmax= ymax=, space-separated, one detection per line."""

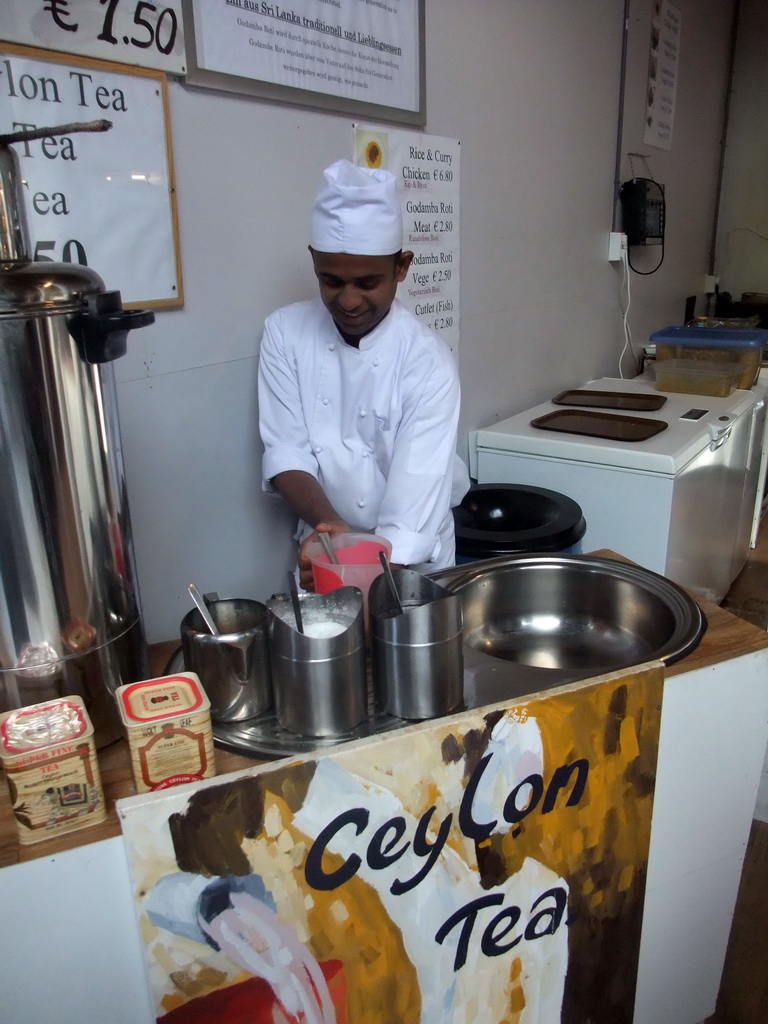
xmin=310 ymin=248 xmax=413 ymax=345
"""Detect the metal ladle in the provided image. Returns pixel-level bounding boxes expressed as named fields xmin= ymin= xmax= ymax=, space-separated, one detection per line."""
xmin=188 ymin=583 xmax=220 ymax=636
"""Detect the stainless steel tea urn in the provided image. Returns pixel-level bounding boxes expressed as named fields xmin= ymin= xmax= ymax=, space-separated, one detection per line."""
xmin=0 ymin=139 xmax=153 ymax=744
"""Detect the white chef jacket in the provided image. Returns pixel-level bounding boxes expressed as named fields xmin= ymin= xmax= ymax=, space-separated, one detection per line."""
xmin=258 ymin=297 xmax=468 ymax=570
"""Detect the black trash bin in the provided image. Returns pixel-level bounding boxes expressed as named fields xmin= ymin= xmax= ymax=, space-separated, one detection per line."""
xmin=453 ymin=483 xmax=586 ymax=563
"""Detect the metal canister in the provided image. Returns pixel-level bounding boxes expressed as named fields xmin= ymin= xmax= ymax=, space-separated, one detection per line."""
xmin=0 ymin=695 xmax=106 ymax=844
xmin=267 ymin=587 xmax=367 ymax=737
xmin=0 ymin=139 xmax=154 ymax=745
xmin=369 ymin=569 xmax=464 ymax=720
xmin=116 ymin=673 xmax=216 ymax=793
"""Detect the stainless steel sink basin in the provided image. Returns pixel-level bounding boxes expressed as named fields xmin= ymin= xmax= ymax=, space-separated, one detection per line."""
xmin=430 ymin=554 xmax=706 ymax=680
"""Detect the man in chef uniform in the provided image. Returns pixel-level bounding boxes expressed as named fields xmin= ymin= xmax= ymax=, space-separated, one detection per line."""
xmin=258 ymin=158 xmax=469 ymax=587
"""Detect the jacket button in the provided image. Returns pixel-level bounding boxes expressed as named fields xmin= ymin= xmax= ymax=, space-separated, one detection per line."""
xmin=357 ymin=499 xmax=366 ymax=508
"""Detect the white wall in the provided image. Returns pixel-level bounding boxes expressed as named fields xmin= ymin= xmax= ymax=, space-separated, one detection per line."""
xmin=114 ymin=0 xmax=737 ymax=642
xmin=714 ymin=0 xmax=768 ymax=299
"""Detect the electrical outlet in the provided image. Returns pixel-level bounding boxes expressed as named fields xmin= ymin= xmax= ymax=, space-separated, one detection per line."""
xmin=608 ymin=232 xmax=627 ymax=262
xmin=704 ymin=275 xmax=718 ymax=293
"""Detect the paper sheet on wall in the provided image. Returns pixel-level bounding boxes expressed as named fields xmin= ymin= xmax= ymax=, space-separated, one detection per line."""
xmin=354 ymin=125 xmax=460 ymax=353
xmin=643 ymin=0 xmax=681 ymax=151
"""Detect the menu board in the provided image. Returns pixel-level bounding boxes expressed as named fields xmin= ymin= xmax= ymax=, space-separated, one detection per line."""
xmin=355 ymin=125 xmax=460 ymax=352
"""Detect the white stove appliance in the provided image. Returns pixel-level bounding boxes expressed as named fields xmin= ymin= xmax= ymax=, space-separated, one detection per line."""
xmin=472 ymin=377 xmax=766 ymax=603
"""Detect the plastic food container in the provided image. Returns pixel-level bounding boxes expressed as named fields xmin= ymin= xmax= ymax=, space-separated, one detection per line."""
xmin=306 ymin=533 xmax=392 ymax=616
xmin=650 ymin=325 xmax=768 ymax=389
xmin=685 ymin=315 xmax=762 ymax=329
xmin=651 ymin=358 xmax=742 ymax=397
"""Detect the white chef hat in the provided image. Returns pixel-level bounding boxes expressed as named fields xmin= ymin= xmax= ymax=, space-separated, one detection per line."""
xmin=310 ymin=159 xmax=403 ymax=256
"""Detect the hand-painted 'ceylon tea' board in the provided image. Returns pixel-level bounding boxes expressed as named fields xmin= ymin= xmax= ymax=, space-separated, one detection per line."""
xmin=118 ymin=662 xmax=663 ymax=1024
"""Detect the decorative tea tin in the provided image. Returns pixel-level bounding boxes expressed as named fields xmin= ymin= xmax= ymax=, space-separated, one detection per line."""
xmin=116 ymin=673 xmax=216 ymax=793
xmin=0 ymin=695 xmax=106 ymax=845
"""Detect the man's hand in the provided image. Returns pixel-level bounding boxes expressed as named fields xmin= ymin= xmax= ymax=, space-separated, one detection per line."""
xmin=272 ymin=472 xmax=350 ymax=589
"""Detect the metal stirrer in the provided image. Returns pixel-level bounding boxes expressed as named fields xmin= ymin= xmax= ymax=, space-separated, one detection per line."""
xmin=188 ymin=584 xmax=220 ymax=636
xmin=287 ymin=572 xmax=304 ymax=633
xmin=378 ymin=550 xmax=404 ymax=615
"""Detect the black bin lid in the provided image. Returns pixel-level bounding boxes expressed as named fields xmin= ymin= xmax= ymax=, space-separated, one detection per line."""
xmin=453 ymin=483 xmax=586 ymax=557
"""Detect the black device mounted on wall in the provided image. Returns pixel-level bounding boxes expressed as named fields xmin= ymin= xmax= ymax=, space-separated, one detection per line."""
xmin=620 ymin=177 xmax=665 ymax=246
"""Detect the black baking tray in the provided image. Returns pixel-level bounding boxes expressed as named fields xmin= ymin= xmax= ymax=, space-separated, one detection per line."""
xmin=531 ymin=409 xmax=668 ymax=442
xmin=552 ymin=389 xmax=668 ymax=411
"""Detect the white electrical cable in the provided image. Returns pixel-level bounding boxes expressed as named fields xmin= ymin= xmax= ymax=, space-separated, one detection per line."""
xmin=617 ymin=243 xmax=635 ymax=377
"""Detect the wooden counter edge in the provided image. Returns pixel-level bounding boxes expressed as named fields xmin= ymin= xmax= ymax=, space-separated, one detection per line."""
xmin=588 ymin=549 xmax=768 ymax=673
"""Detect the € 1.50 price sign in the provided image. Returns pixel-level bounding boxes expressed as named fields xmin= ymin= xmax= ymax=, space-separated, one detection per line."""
xmin=0 ymin=0 xmax=186 ymax=75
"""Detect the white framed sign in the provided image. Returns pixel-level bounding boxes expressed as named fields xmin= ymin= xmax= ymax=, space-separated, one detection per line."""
xmin=0 ymin=44 xmax=182 ymax=308
xmin=183 ymin=0 xmax=425 ymax=126
xmin=0 ymin=0 xmax=186 ymax=75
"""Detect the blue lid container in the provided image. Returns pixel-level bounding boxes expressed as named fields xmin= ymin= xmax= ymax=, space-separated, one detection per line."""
xmin=650 ymin=326 xmax=768 ymax=349
xmin=650 ymin=325 xmax=767 ymax=388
